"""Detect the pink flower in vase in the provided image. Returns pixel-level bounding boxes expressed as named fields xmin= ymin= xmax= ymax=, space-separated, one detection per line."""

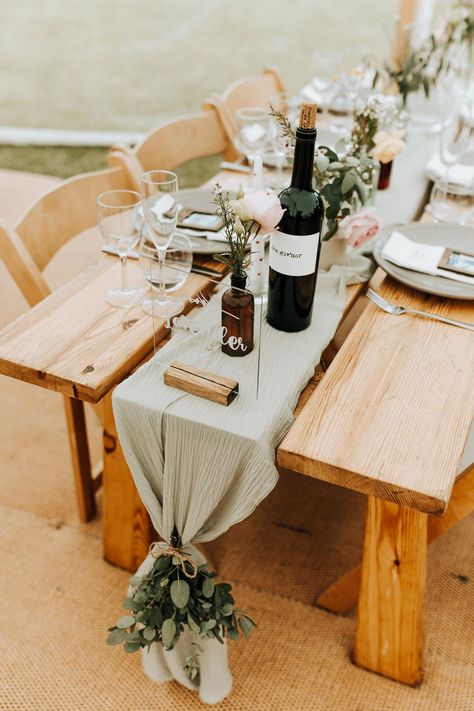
xmin=240 ymin=190 xmax=285 ymax=233
xmin=339 ymin=208 xmax=381 ymax=249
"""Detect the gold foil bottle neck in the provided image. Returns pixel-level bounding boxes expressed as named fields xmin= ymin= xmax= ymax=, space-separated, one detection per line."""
xmin=299 ymin=102 xmax=317 ymax=129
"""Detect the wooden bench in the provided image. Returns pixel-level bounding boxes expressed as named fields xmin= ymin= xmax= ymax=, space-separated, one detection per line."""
xmin=278 ymin=271 xmax=474 ymax=685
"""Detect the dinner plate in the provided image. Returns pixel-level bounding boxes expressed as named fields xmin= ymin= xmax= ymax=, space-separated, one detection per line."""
xmin=373 ymin=222 xmax=474 ymax=300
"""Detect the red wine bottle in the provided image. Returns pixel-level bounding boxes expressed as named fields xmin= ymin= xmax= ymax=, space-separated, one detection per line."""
xmin=266 ymin=102 xmax=325 ymax=332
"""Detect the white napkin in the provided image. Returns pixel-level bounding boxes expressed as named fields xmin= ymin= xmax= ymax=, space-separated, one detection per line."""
xmin=381 ymin=231 xmax=474 ymax=285
xmin=178 ymin=227 xmax=227 ymax=243
xmin=426 ymin=154 xmax=474 ymax=188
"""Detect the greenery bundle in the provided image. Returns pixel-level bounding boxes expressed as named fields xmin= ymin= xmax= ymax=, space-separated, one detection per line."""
xmin=107 ymin=537 xmax=255 ymax=680
xmin=271 ymin=107 xmax=374 ymax=240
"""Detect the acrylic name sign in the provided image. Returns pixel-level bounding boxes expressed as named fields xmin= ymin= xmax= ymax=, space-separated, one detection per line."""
xmin=146 ymin=264 xmax=263 ymax=400
xmin=166 ymin=292 xmax=250 ymax=354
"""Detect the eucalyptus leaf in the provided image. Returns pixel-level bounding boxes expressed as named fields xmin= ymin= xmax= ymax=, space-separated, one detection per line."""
xmin=220 ymin=603 xmax=233 ymax=617
xmin=314 ymin=155 xmax=329 ymax=172
xmin=134 ymin=590 xmax=147 ymax=605
xmin=162 ymin=618 xmax=177 ymax=648
xmin=155 ymin=556 xmax=171 ymax=573
xmin=238 ymin=615 xmax=256 ymax=640
xmin=170 ymin=579 xmax=190 ymax=609
xmin=116 ymin=615 xmax=135 ymax=629
xmin=341 ymin=172 xmax=357 ymax=194
xmin=202 ymin=577 xmax=215 ymax=598
xmin=187 ymin=612 xmax=201 ymax=634
xmin=143 ymin=626 xmax=156 ymax=641
xmin=124 ymin=641 xmax=141 ymax=653
xmin=106 ymin=628 xmax=128 ymax=645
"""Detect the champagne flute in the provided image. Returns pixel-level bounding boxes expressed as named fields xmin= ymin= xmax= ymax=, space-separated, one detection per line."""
xmin=139 ymin=231 xmax=192 ymax=317
xmin=140 ymin=170 xmax=181 ymax=319
xmin=439 ymin=96 xmax=473 ymax=182
xmin=97 ymin=189 xmax=144 ymax=307
xmin=234 ymin=107 xmax=270 ymax=170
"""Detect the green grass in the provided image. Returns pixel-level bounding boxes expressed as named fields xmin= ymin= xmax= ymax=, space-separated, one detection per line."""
xmin=0 ymin=145 xmax=222 ymax=187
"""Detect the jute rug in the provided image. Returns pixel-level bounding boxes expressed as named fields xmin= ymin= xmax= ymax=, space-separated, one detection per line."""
xmin=0 ymin=504 xmax=473 ymax=711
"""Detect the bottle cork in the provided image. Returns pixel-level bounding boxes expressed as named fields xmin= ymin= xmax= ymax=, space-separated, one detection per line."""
xmin=299 ymin=102 xmax=317 ymax=129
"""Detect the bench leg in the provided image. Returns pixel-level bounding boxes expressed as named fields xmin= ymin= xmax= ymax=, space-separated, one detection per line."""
xmin=353 ymin=496 xmax=427 ymax=686
xmin=103 ymin=390 xmax=153 ymax=572
xmin=316 ymin=463 xmax=474 ymax=615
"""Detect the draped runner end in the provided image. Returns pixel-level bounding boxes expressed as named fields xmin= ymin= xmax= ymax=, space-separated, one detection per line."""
xmin=112 ymin=253 xmax=373 ymax=705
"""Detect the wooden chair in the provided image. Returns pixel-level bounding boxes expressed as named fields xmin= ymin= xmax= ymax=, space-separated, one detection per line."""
xmin=203 ymin=66 xmax=285 ymax=159
xmin=0 ymin=164 xmax=134 ymax=521
xmin=108 ymin=106 xmax=230 ymax=189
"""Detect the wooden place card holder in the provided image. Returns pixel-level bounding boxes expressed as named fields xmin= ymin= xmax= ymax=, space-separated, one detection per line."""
xmin=163 ymin=361 xmax=239 ymax=406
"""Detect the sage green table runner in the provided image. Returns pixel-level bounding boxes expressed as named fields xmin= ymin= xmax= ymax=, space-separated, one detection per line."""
xmin=113 ymin=253 xmax=372 ymax=704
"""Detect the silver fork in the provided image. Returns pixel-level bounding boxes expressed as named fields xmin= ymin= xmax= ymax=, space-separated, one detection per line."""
xmin=366 ymin=288 xmax=474 ymax=332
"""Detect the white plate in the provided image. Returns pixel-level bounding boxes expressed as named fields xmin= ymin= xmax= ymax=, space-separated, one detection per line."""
xmin=373 ymin=222 xmax=474 ymax=300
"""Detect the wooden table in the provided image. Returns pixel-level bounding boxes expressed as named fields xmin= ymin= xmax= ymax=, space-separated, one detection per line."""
xmin=1 ymin=168 xmax=472 ymax=688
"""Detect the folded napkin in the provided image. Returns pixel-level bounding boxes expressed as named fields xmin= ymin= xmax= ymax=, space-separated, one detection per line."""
xmin=382 ymin=231 xmax=474 ymax=285
xmin=177 ymin=227 xmax=227 ymax=243
xmin=426 ymin=153 xmax=474 ymax=188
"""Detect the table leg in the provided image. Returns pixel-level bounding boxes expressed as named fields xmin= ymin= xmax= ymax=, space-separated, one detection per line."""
xmin=102 ymin=390 xmax=153 ymax=572
xmin=354 ymin=495 xmax=427 ymax=686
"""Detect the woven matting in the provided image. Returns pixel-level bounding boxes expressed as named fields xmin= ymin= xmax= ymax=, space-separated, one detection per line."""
xmin=0 ymin=504 xmax=473 ymax=711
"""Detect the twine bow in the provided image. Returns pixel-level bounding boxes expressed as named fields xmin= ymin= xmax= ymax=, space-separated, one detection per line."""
xmin=149 ymin=541 xmax=198 ymax=579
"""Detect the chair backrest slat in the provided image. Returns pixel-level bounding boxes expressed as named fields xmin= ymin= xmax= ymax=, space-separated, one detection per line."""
xmin=219 ymin=67 xmax=285 ymax=129
xmin=15 ymin=165 xmax=131 ymax=273
xmin=135 ymin=109 xmax=229 ymax=173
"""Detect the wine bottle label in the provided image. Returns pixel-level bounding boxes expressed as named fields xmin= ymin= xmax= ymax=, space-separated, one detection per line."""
xmin=269 ymin=230 xmax=320 ymax=277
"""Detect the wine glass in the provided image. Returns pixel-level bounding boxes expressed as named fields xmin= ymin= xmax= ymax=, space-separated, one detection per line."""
xmin=234 ymin=107 xmax=270 ymax=169
xmin=310 ymin=50 xmax=343 ymax=116
xmin=140 ymin=170 xmax=181 ymax=319
xmin=429 ymin=179 xmax=474 ymax=224
xmin=139 ymin=230 xmax=193 ymax=317
xmin=96 ymin=189 xmax=144 ymax=308
xmin=439 ymin=97 xmax=473 ymax=181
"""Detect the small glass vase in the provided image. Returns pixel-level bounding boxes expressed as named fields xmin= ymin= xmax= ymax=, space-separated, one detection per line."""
xmin=221 ymin=274 xmax=254 ymax=357
xmin=378 ymin=160 xmax=393 ymax=190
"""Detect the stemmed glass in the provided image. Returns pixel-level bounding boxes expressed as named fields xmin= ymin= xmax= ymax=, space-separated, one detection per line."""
xmin=139 ymin=231 xmax=193 ymax=318
xmin=97 ymin=189 xmax=144 ymax=307
xmin=234 ymin=107 xmax=270 ymax=170
xmin=439 ymin=96 xmax=473 ymax=181
xmin=429 ymin=180 xmax=474 ymax=224
xmin=140 ymin=170 xmax=181 ymax=319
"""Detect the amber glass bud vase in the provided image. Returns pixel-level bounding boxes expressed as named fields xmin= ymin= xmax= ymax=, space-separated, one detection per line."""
xmin=221 ymin=274 xmax=254 ymax=357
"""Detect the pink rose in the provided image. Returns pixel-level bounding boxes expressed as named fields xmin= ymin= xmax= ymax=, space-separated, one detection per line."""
xmin=339 ymin=208 xmax=381 ymax=249
xmin=239 ymin=190 xmax=285 ymax=232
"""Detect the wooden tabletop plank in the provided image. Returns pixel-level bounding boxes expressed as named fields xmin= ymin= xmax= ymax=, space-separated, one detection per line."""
xmin=0 ymin=168 xmax=366 ymax=404
xmin=0 ymin=257 xmax=214 ymax=403
xmin=278 ymin=275 xmax=474 ymax=514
